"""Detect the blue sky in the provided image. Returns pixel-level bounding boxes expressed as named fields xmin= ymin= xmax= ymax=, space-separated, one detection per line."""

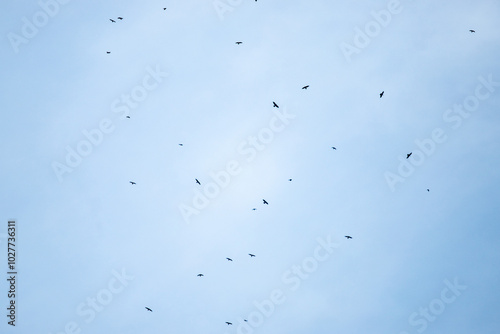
xmin=1 ymin=0 xmax=500 ymax=333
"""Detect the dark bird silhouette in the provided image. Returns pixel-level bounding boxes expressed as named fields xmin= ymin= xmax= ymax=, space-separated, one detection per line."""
xmin=106 ymin=51 xmax=111 ymax=54
xmin=117 ymin=17 xmax=123 ymax=20
xmin=273 ymin=102 xmax=279 ymax=108
xmin=163 ymin=7 xmax=166 ymax=10
xmin=406 ymin=152 xmax=412 ymax=159
xmin=178 ymin=143 xmax=183 ymax=146
xmin=249 ymin=253 xmax=256 ymax=257
xmin=469 ymin=29 xmax=475 ymax=33
xmin=302 ymin=85 xmax=309 ymax=89
xmin=263 ymin=199 xmax=268 ymax=205
xmin=226 ymin=322 xmax=233 ymax=325
xmin=380 ymin=91 xmax=384 ymax=98
xmin=197 ymin=274 xmax=204 ymax=277
xmin=345 ymin=236 xmax=352 ymax=239
xmin=195 ymin=179 xmax=201 ymax=185
xmin=145 ymin=307 xmax=153 ymax=312
xmin=252 ymin=208 xmax=256 ymax=210
xmin=126 ymin=116 xmax=130 ymax=118
xmin=244 ymin=319 xmax=248 ymax=322
xmin=332 ymin=147 xmax=337 ymax=150
xmin=289 ymin=179 xmax=292 ymax=181
xmin=235 ymin=42 xmax=242 ymax=45
xmin=110 ymin=19 xmax=116 ymax=23
xmin=129 ymin=181 xmax=136 ymax=185
xmin=427 ymin=189 xmax=430 ymax=192
xmin=226 ymin=258 xmax=233 ymax=261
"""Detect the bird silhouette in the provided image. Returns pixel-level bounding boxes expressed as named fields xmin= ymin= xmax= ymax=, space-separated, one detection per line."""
xmin=226 ymin=257 xmax=233 ymax=261
xmin=195 ymin=179 xmax=201 ymax=185
xmin=345 ymin=236 xmax=352 ymax=239
xmin=469 ymin=29 xmax=475 ymax=33
xmin=252 ymin=208 xmax=256 ymax=210
xmin=163 ymin=7 xmax=166 ymax=10
xmin=235 ymin=42 xmax=242 ymax=45
xmin=106 ymin=51 xmax=111 ymax=54
xmin=427 ymin=189 xmax=430 ymax=192
xmin=110 ymin=19 xmax=116 ymax=23
xmin=129 ymin=181 xmax=136 ymax=185
xmin=226 ymin=322 xmax=233 ymax=325
xmin=197 ymin=274 xmax=204 ymax=277
xmin=273 ymin=102 xmax=279 ymax=108
xmin=249 ymin=253 xmax=256 ymax=257
xmin=145 ymin=307 xmax=153 ymax=312
xmin=126 ymin=116 xmax=130 ymax=119
xmin=380 ymin=91 xmax=384 ymax=98
xmin=178 ymin=143 xmax=183 ymax=146
xmin=332 ymin=147 xmax=337 ymax=150
xmin=117 ymin=17 xmax=123 ymax=20
xmin=289 ymin=179 xmax=292 ymax=181
xmin=302 ymin=85 xmax=309 ymax=89
xmin=263 ymin=199 xmax=268 ymax=205
xmin=244 ymin=319 xmax=248 ymax=322
xmin=406 ymin=152 xmax=412 ymax=159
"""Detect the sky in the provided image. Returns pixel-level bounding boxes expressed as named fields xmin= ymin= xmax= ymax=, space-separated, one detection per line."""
xmin=1 ymin=0 xmax=500 ymax=333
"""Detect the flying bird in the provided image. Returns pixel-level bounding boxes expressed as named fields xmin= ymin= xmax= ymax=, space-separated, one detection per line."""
xmin=129 ymin=181 xmax=136 ymax=185
xmin=145 ymin=307 xmax=153 ymax=312
xmin=235 ymin=42 xmax=242 ymax=45
xmin=226 ymin=322 xmax=233 ymax=325
xmin=263 ymin=199 xmax=268 ymax=205
xmin=226 ymin=258 xmax=233 ymax=261
xmin=252 ymin=208 xmax=256 ymax=210
xmin=163 ymin=7 xmax=166 ymax=10
xmin=331 ymin=147 xmax=337 ymax=150
xmin=345 ymin=236 xmax=352 ymax=239
xmin=406 ymin=152 xmax=412 ymax=159
xmin=117 ymin=17 xmax=123 ymax=20
xmin=427 ymin=189 xmax=430 ymax=192
xmin=289 ymin=179 xmax=292 ymax=181
xmin=126 ymin=116 xmax=130 ymax=119
xmin=195 ymin=179 xmax=201 ymax=185
xmin=469 ymin=29 xmax=475 ymax=33
xmin=379 ymin=91 xmax=384 ymax=98
xmin=249 ymin=253 xmax=256 ymax=257
xmin=178 ymin=143 xmax=183 ymax=146
xmin=244 ymin=319 xmax=248 ymax=322
xmin=302 ymin=85 xmax=309 ymax=89
xmin=273 ymin=102 xmax=279 ymax=108
xmin=106 ymin=51 xmax=111 ymax=54
xmin=197 ymin=274 xmax=204 ymax=277
xmin=109 ymin=19 xmax=116 ymax=23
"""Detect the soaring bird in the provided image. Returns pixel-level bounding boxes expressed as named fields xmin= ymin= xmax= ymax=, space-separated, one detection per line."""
xmin=145 ymin=307 xmax=153 ymax=312
xmin=226 ymin=322 xmax=233 ymax=325
xmin=197 ymin=274 xmax=204 ymax=277
xmin=226 ymin=257 xmax=233 ymax=261
xmin=469 ymin=29 xmax=475 ymax=33
xmin=345 ymin=236 xmax=352 ymax=239
xmin=178 ymin=143 xmax=183 ymax=146
xmin=106 ymin=51 xmax=111 ymax=54
xmin=126 ymin=116 xmax=130 ymax=118
xmin=110 ymin=19 xmax=116 ymax=23
xmin=244 ymin=319 xmax=248 ymax=322
xmin=332 ymin=147 xmax=337 ymax=150
xmin=302 ymin=85 xmax=309 ymax=89
xmin=406 ymin=152 xmax=412 ymax=159
xmin=289 ymin=179 xmax=292 ymax=181
xmin=273 ymin=102 xmax=279 ymax=108
xmin=195 ymin=179 xmax=201 ymax=185
xmin=129 ymin=181 xmax=136 ymax=185
xmin=379 ymin=91 xmax=384 ymax=98
xmin=163 ymin=7 xmax=166 ymax=10
xmin=249 ymin=253 xmax=256 ymax=257
xmin=117 ymin=17 xmax=123 ymax=20
xmin=235 ymin=42 xmax=242 ymax=45
xmin=252 ymin=208 xmax=256 ymax=210
xmin=427 ymin=189 xmax=430 ymax=192
xmin=263 ymin=199 xmax=268 ymax=205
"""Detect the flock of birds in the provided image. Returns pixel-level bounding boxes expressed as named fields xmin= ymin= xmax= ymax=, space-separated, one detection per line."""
xmin=108 ymin=12 xmax=478 ymax=323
